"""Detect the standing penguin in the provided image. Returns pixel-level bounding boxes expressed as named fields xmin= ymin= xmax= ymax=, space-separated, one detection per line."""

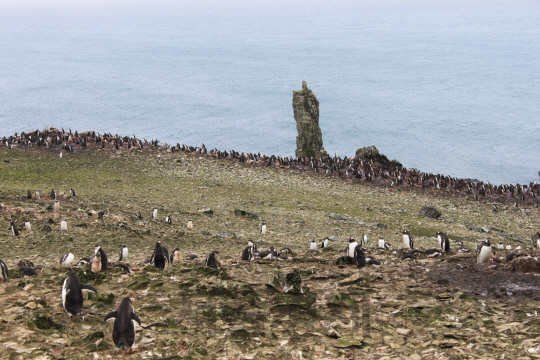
xmin=360 ymin=232 xmax=368 ymax=247
xmin=27 ymin=190 xmax=32 ymax=200
xmin=260 ymin=221 xmax=267 ymax=235
xmin=435 ymin=231 xmax=450 ymax=253
xmin=69 ymin=188 xmax=76 ymax=197
xmin=0 ymin=259 xmax=8 ymax=282
xmin=401 ymin=230 xmax=414 ymax=249
xmin=118 ymin=245 xmax=128 ymax=262
xmin=153 ymin=241 xmax=166 ymax=269
xmin=498 ymin=240 xmax=505 ymax=250
xmin=187 ymin=220 xmax=193 ymax=231
xmin=378 ymin=237 xmax=390 ymax=250
xmin=94 ymin=244 xmax=108 ymax=270
xmin=35 ymin=189 xmax=41 ymax=200
xmin=535 ymin=232 xmax=540 ymax=255
xmin=354 ymin=245 xmax=367 ymax=267
xmin=24 ymin=219 xmax=33 ymax=232
xmin=10 ymin=220 xmax=19 ymax=237
xmin=89 ymin=252 xmax=102 ymax=274
xmin=53 ymin=200 xmax=60 ymax=213
xmin=60 ymin=219 xmax=68 ymax=232
xmin=241 ymin=240 xmax=257 ymax=261
xmin=346 ymin=237 xmax=358 ymax=258
xmin=62 ymin=272 xmax=98 ymax=316
xmin=51 ymin=188 xmax=56 ymax=200
xmin=321 ymin=237 xmax=329 ymax=248
xmin=205 ymin=251 xmax=220 ymax=268
xmin=152 ymin=207 xmax=158 ymax=220
xmin=170 ymin=248 xmax=182 ymax=265
xmin=165 ymin=215 xmax=172 ymax=225
xmin=309 ymin=239 xmax=318 ymax=250
xmin=476 ymin=239 xmax=492 ymax=264
xmin=104 ymin=297 xmax=141 ymax=350
xmin=60 ymin=252 xmax=75 ymax=267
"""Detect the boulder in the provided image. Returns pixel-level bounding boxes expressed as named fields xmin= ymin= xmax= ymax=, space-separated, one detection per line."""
xmin=293 ymin=81 xmax=328 ymax=158
xmin=419 ymin=206 xmax=442 ymax=219
xmin=355 ymin=145 xmax=402 ymax=169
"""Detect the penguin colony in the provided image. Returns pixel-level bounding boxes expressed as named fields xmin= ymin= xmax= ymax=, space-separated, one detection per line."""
xmin=1 ymin=127 xmax=539 ymax=353
xmin=2 ymin=127 xmax=540 ymax=206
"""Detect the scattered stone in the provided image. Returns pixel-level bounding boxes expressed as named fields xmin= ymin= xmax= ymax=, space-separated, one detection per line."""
xmin=234 ymin=209 xmax=258 ymax=220
xmin=419 ymin=206 xmax=441 ymax=219
xmin=327 ymin=292 xmax=356 ymax=308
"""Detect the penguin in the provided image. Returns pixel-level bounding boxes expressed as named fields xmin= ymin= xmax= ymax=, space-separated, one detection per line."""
xmin=10 ymin=220 xmax=19 ymax=237
xmin=277 ymin=253 xmax=289 ymax=261
xmin=424 ymin=248 xmax=443 ymax=258
xmin=69 ymin=188 xmax=76 ymax=197
xmin=51 ymin=188 xmax=56 ymax=200
xmin=309 ymin=239 xmax=318 ymax=251
xmin=241 ymin=245 xmax=254 ymax=261
xmin=35 ymin=189 xmax=41 ymax=200
xmin=476 ymin=239 xmax=492 ymax=264
xmin=94 ymin=244 xmax=108 ymax=270
xmin=53 ymin=200 xmax=60 ymax=213
xmin=98 ymin=210 xmax=105 ymax=220
xmin=60 ymin=252 xmax=75 ymax=267
xmin=187 ymin=220 xmax=193 ymax=231
xmin=76 ymin=257 xmax=92 ymax=266
xmin=359 ymin=232 xmax=368 ymax=247
xmin=165 ymin=215 xmax=172 ymax=225
xmin=135 ymin=212 xmax=142 ymax=221
xmin=354 ymin=245 xmax=366 ymax=267
xmin=152 ymin=207 xmax=158 ymax=220
xmin=89 ymin=252 xmax=102 ymax=274
xmin=27 ymin=190 xmax=32 ymax=200
xmin=378 ymin=237 xmax=390 ymax=250
xmin=260 ymin=221 xmax=267 ymax=235
xmin=280 ymin=247 xmax=293 ymax=254
xmin=59 ymin=151 xmax=62 ymax=159
xmin=60 ymin=219 xmax=68 ymax=232
xmin=347 ymin=237 xmax=358 ymax=258
xmin=186 ymin=254 xmax=198 ymax=260
xmin=0 ymin=259 xmax=8 ymax=282
xmin=24 ymin=219 xmax=33 ymax=232
xmin=401 ymin=230 xmax=414 ymax=249
xmin=104 ymin=297 xmax=141 ymax=350
xmin=62 ymin=272 xmax=98 ymax=316
xmin=435 ymin=231 xmax=450 ymax=253
xmin=321 ymin=237 xmax=329 ymax=248
xmin=255 ymin=250 xmax=278 ymax=261
xmin=19 ymin=266 xmax=38 ymax=277
xmin=170 ymin=248 xmax=182 ymax=265
xmin=118 ymin=244 xmax=128 ymax=262
xmin=505 ymin=244 xmax=512 ymax=251
xmin=205 ymin=251 xmax=220 ymax=268
xmin=498 ymin=241 xmax=505 ymax=250
xmin=535 ymin=231 xmax=540 ymax=255
xmin=111 ymin=263 xmax=131 ymax=273
xmin=153 ymin=241 xmax=166 ymax=269
xmin=247 ymin=239 xmax=258 ymax=253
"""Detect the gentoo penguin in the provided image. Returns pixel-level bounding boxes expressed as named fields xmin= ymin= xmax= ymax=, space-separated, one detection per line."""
xmin=104 ymin=297 xmax=141 ymax=350
xmin=152 ymin=207 xmax=158 ymax=220
xmin=111 ymin=263 xmax=131 ymax=273
xmin=60 ymin=219 xmax=68 ymax=232
xmin=94 ymin=244 xmax=108 ymax=270
xmin=360 ymin=232 xmax=368 ymax=247
xmin=354 ymin=245 xmax=367 ymax=267
xmin=401 ymin=230 xmax=414 ymax=249
xmin=53 ymin=200 xmax=60 ymax=213
xmin=186 ymin=254 xmax=198 ymax=260
xmin=76 ymin=257 xmax=92 ymax=266
xmin=60 ymin=252 xmax=75 ymax=267
xmin=241 ymin=242 xmax=255 ymax=261
xmin=24 ymin=219 xmax=33 ymax=232
xmin=435 ymin=231 xmax=450 ymax=253
xmin=62 ymin=272 xmax=98 ymax=316
xmin=165 ymin=215 xmax=172 ymax=225
xmin=309 ymin=239 xmax=318 ymax=250
xmin=280 ymin=247 xmax=293 ymax=254
xmin=89 ymin=252 xmax=102 ymax=274
xmin=59 ymin=151 xmax=62 ymax=159
xmin=255 ymin=250 xmax=278 ymax=261
xmin=187 ymin=220 xmax=193 ymax=231
xmin=347 ymin=237 xmax=358 ymax=258
xmin=69 ymin=188 xmax=76 ymax=197
xmin=10 ymin=220 xmax=19 ymax=237
xmin=260 ymin=221 xmax=267 ymax=235
xmin=424 ymin=248 xmax=443 ymax=258
xmin=51 ymin=188 xmax=56 ymax=200
xmin=535 ymin=231 xmax=540 ymax=255
xmin=19 ymin=266 xmax=38 ymax=277
xmin=505 ymin=244 xmax=512 ymax=251
xmin=378 ymin=237 xmax=390 ymax=250
xmin=321 ymin=237 xmax=329 ymax=248
xmin=118 ymin=245 xmax=128 ymax=262
xmin=35 ymin=189 xmax=41 ymax=200
xmin=153 ymin=241 xmax=166 ymax=269
xmin=476 ymin=239 xmax=492 ymax=264
xmin=27 ymin=190 xmax=32 ymax=200
xmin=135 ymin=212 xmax=142 ymax=220
xmin=170 ymin=248 xmax=182 ymax=265
xmin=0 ymin=259 xmax=8 ymax=282
xmin=205 ymin=251 xmax=220 ymax=268
xmin=498 ymin=241 xmax=505 ymax=250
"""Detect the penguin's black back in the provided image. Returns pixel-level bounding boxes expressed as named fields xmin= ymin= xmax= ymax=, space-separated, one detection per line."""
xmin=98 ymin=248 xmax=108 ymax=270
xmin=154 ymin=242 xmax=166 ymax=269
xmin=241 ymin=246 xmax=252 ymax=261
xmin=354 ymin=245 xmax=366 ymax=267
xmin=64 ymin=272 xmax=84 ymax=315
xmin=106 ymin=297 xmax=140 ymax=349
xmin=205 ymin=251 xmax=219 ymax=268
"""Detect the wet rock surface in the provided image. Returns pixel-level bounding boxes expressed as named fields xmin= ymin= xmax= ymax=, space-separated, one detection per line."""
xmin=0 ymin=146 xmax=539 ymax=359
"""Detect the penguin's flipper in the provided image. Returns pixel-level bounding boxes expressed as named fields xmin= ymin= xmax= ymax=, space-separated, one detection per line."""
xmin=104 ymin=311 xmax=118 ymax=322
xmin=131 ymin=312 xmax=142 ymax=326
xmin=367 ymin=259 xmax=382 ymax=265
xmin=81 ymin=283 xmax=98 ymax=293
xmin=149 ymin=251 xmax=155 ymax=264
xmin=112 ymin=263 xmax=131 ymax=273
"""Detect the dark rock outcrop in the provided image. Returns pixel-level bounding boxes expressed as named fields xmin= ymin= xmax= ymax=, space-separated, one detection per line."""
xmin=419 ymin=206 xmax=442 ymax=219
xmin=293 ymin=81 xmax=328 ymax=158
xmin=355 ymin=145 xmax=402 ymax=169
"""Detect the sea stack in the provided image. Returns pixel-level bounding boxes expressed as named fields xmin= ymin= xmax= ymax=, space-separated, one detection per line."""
xmin=292 ymin=81 xmax=328 ymax=158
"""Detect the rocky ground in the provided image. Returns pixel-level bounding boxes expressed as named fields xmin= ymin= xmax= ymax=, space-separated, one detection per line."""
xmin=0 ymin=145 xmax=539 ymax=360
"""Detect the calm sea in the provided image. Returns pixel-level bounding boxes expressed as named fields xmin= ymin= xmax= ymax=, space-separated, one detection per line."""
xmin=1 ymin=1 xmax=539 ymax=185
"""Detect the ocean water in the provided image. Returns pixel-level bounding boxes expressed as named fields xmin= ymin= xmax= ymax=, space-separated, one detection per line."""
xmin=1 ymin=1 xmax=539 ymax=185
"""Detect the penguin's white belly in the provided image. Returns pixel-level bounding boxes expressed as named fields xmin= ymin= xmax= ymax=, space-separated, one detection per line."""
xmin=477 ymin=246 xmax=491 ymax=264
xmin=378 ymin=239 xmax=385 ymax=248
xmin=403 ymin=235 xmax=411 ymax=249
